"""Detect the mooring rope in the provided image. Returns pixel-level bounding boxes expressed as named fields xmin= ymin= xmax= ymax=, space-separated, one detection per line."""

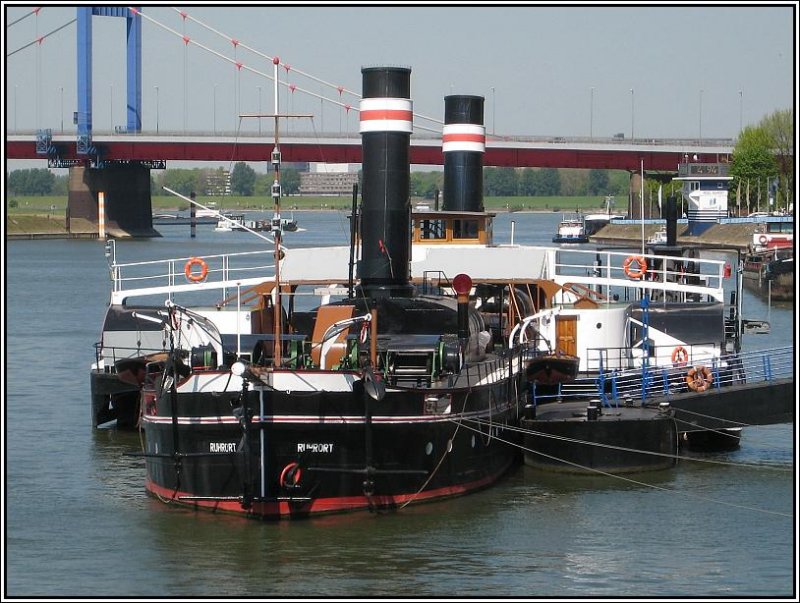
xmin=454 ymin=419 xmax=793 ymax=519
xmin=480 ymin=419 xmax=792 ymax=472
xmin=398 ymin=391 xmax=471 ymax=510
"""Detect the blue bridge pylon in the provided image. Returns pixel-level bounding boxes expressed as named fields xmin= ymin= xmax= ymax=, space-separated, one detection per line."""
xmin=76 ymin=6 xmax=141 ymax=156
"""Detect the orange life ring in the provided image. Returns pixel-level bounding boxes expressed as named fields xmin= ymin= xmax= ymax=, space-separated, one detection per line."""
xmin=758 ymin=235 xmax=768 ymax=245
xmin=623 ymin=255 xmax=648 ymax=280
xmin=686 ymin=365 xmax=713 ymax=392
xmin=184 ymin=257 xmax=208 ymax=282
xmin=671 ymin=346 xmax=688 ymax=367
xmin=279 ymin=462 xmax=302 ymax=488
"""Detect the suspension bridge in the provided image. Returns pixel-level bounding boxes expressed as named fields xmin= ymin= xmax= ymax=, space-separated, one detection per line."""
xmin=6 ymin=6 xmax=734 ymax=235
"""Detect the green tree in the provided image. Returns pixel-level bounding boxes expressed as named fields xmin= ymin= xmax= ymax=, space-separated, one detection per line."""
xmin=587 ymin=169 xmax=610 ymax=195
xmin=608 ymin=171 xmax=631 ymax=197
xmin=758 ymin=109 xmax=793 ymax=212
xmin=533 ymin=168 xmax=561 ymax=196
xmin=254 ymin=173 xmax=272 ymax=198
xmin=162 ymin=169 xmax=201 ymax=196
xmin=559 ymin=169 xmax=588 ymax=196
xmin=231 ymin=162 xmax=257 ymax=196
xmin=730 ymin=125 xmax=778 ymax=213
xmin=411 ymin=171 xmax=442 ymax=199
xmin=7 ymin=168 xmax=56 ymax=195
xmin=518 ymin=168 xmax=537 ymax=196
xmin=52 ymin=174 xmax=68 ymax=196
xmin=281 ymin=167 xmax=301 ymax=195
xmin=484 ymin=167 xmax=518 ymax=196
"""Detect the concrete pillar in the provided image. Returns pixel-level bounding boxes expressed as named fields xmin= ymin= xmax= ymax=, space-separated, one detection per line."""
xmin=68 ymin=163 xmax=159 ymax=237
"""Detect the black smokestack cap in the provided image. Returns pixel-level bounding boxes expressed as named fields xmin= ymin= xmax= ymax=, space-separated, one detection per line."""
xmin=443 ymin=95 xmax=485 ymax=212
xmin=357 ymin=66 xmax=414 ymax=298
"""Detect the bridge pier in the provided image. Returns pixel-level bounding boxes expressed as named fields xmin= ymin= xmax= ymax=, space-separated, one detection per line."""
xmin=67 ymin=163 xmax=159 ymax=237
xmin=627 ymin=171 xmax=655 ymax=219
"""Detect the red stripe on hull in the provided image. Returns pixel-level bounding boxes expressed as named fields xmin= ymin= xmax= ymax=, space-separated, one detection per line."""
xmin=145 ymin=457 xmax=514 ymax=520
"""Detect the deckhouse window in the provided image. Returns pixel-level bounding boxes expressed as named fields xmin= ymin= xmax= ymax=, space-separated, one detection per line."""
xmin=420 ymin=219 xmax=446 ymax=240
xmin=453 ymin=219 xmax=479 ymax=239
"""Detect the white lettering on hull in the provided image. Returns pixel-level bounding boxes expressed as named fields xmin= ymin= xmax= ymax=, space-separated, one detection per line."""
xmin=297 ymin=443 xmax=334 ymax=454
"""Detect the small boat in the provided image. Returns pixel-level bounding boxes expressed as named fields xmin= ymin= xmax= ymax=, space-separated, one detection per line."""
xmin=646 ymin=227 xmax=668 ymax=246
xmin=552 ymin=214 xmax=589 ymax=243
xmin=525 ymin=351 xmax=579 ymax=386
xmin=281 ymin=216 xmax=299 ymax=232
xmin=742 ymin=247 xmax=793 ymax=301
xmin=763 ymin=254 xmax=794 ymax=301
xmin=751 ymin=218 xmax=793 ymax=252
xmin=582 ymin=196 xmax=618 ymax=237
xmin=152 ymin=212 xmax=218 ymax=225
xmin=214 ymin=213 xmax=246 ymax=232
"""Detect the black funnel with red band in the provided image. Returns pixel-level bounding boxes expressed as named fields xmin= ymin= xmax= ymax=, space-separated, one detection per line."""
xmin=443 ymin=95 xmax=485 ymax=212
xmin=357 ymin=66 xmax=414 ymax=298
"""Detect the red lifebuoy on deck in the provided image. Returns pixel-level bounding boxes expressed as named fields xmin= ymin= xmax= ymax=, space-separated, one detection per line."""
xmin=671 ymin=346 xmax=688 ymax=367
xmin=686 ymin=365 xmax=713 ymax=392
xmin=758 ymin=235 xmax=768 ymax=245
xmin=184 ymin=257 xmax=208 ymax=282
xmin=623 ymin=255 xmax=648 ymax=280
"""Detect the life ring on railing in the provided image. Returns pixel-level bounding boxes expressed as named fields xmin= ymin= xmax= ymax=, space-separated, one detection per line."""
xmin=671 ymin=346 xmax=689 ymax=367
xmin=758 ymin=235 xmax=768 ymax=245
xmin=623 ymin=255 xmax=648 ymax=280
xmin=686 ymin=365 xmax=713 ymax=392
xmin=279 ymin=462 xmax=302 ymax=488
xmin=184 ymin=257 xmax=208 ymax=282
xmin=359 ymin=321 xmax=370 ymax=344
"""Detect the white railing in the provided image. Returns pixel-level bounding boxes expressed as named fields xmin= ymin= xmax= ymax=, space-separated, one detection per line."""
xmin=550 ymin=247 xmax=727 ymax=302
xmin=106 ymin=242 xmax=276 ymax=305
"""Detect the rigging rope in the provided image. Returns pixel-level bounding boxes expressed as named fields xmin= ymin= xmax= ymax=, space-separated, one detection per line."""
xmin=455 ymin=419 xmax=793 ymax=519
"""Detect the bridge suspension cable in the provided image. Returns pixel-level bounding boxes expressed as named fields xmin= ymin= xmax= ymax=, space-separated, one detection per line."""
xmin=6 ymin=18 xmax=76 ymax=58
xmin=6 ymin=6 xmax=42 ymax=28
xmin=132 ymin=6 xmax=444 ymax=133
xmin=171 ymin=7 xmax=359 ymax=101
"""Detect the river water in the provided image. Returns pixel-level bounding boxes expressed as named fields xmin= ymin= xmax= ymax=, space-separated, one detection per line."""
xmin=4 ymin=211 xmax=795 ymax=598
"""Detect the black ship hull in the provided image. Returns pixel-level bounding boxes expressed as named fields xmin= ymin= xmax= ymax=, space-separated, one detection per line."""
xmin=522 ymin=402 xmax=678 ymax=474
xmin=141 ymin=371 xmax=521 ymax=519
xmin=90 ymin=370 xmax=141 ymax=429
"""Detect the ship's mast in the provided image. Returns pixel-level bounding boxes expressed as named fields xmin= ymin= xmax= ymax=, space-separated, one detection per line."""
xmin=271 ymin=56 xmax=283 ymax=366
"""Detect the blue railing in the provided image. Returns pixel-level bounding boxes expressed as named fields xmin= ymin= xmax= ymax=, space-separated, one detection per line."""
xmin=531 ymin=346 xmax=793 ymax=406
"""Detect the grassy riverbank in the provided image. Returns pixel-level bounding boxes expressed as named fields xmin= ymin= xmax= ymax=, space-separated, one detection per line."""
xmin=7 ymin=194 xmax=612 ymax=215
xmin=6 ymin=193 xmax=613 ymax=238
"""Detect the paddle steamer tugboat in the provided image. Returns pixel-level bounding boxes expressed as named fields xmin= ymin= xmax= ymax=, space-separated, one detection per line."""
xmin=91 ymin=67 xmax=794 ymax=506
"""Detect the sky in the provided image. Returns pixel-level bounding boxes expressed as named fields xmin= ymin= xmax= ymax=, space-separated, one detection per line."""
xmin=3 ymin=2 xmax=797 ymax=169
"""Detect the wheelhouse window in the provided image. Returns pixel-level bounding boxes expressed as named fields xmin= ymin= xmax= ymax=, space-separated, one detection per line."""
xmin=419 ymin=219 xmax=446 ymax=240
xmin=453 ymin=219 xmax=479 ymax=239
